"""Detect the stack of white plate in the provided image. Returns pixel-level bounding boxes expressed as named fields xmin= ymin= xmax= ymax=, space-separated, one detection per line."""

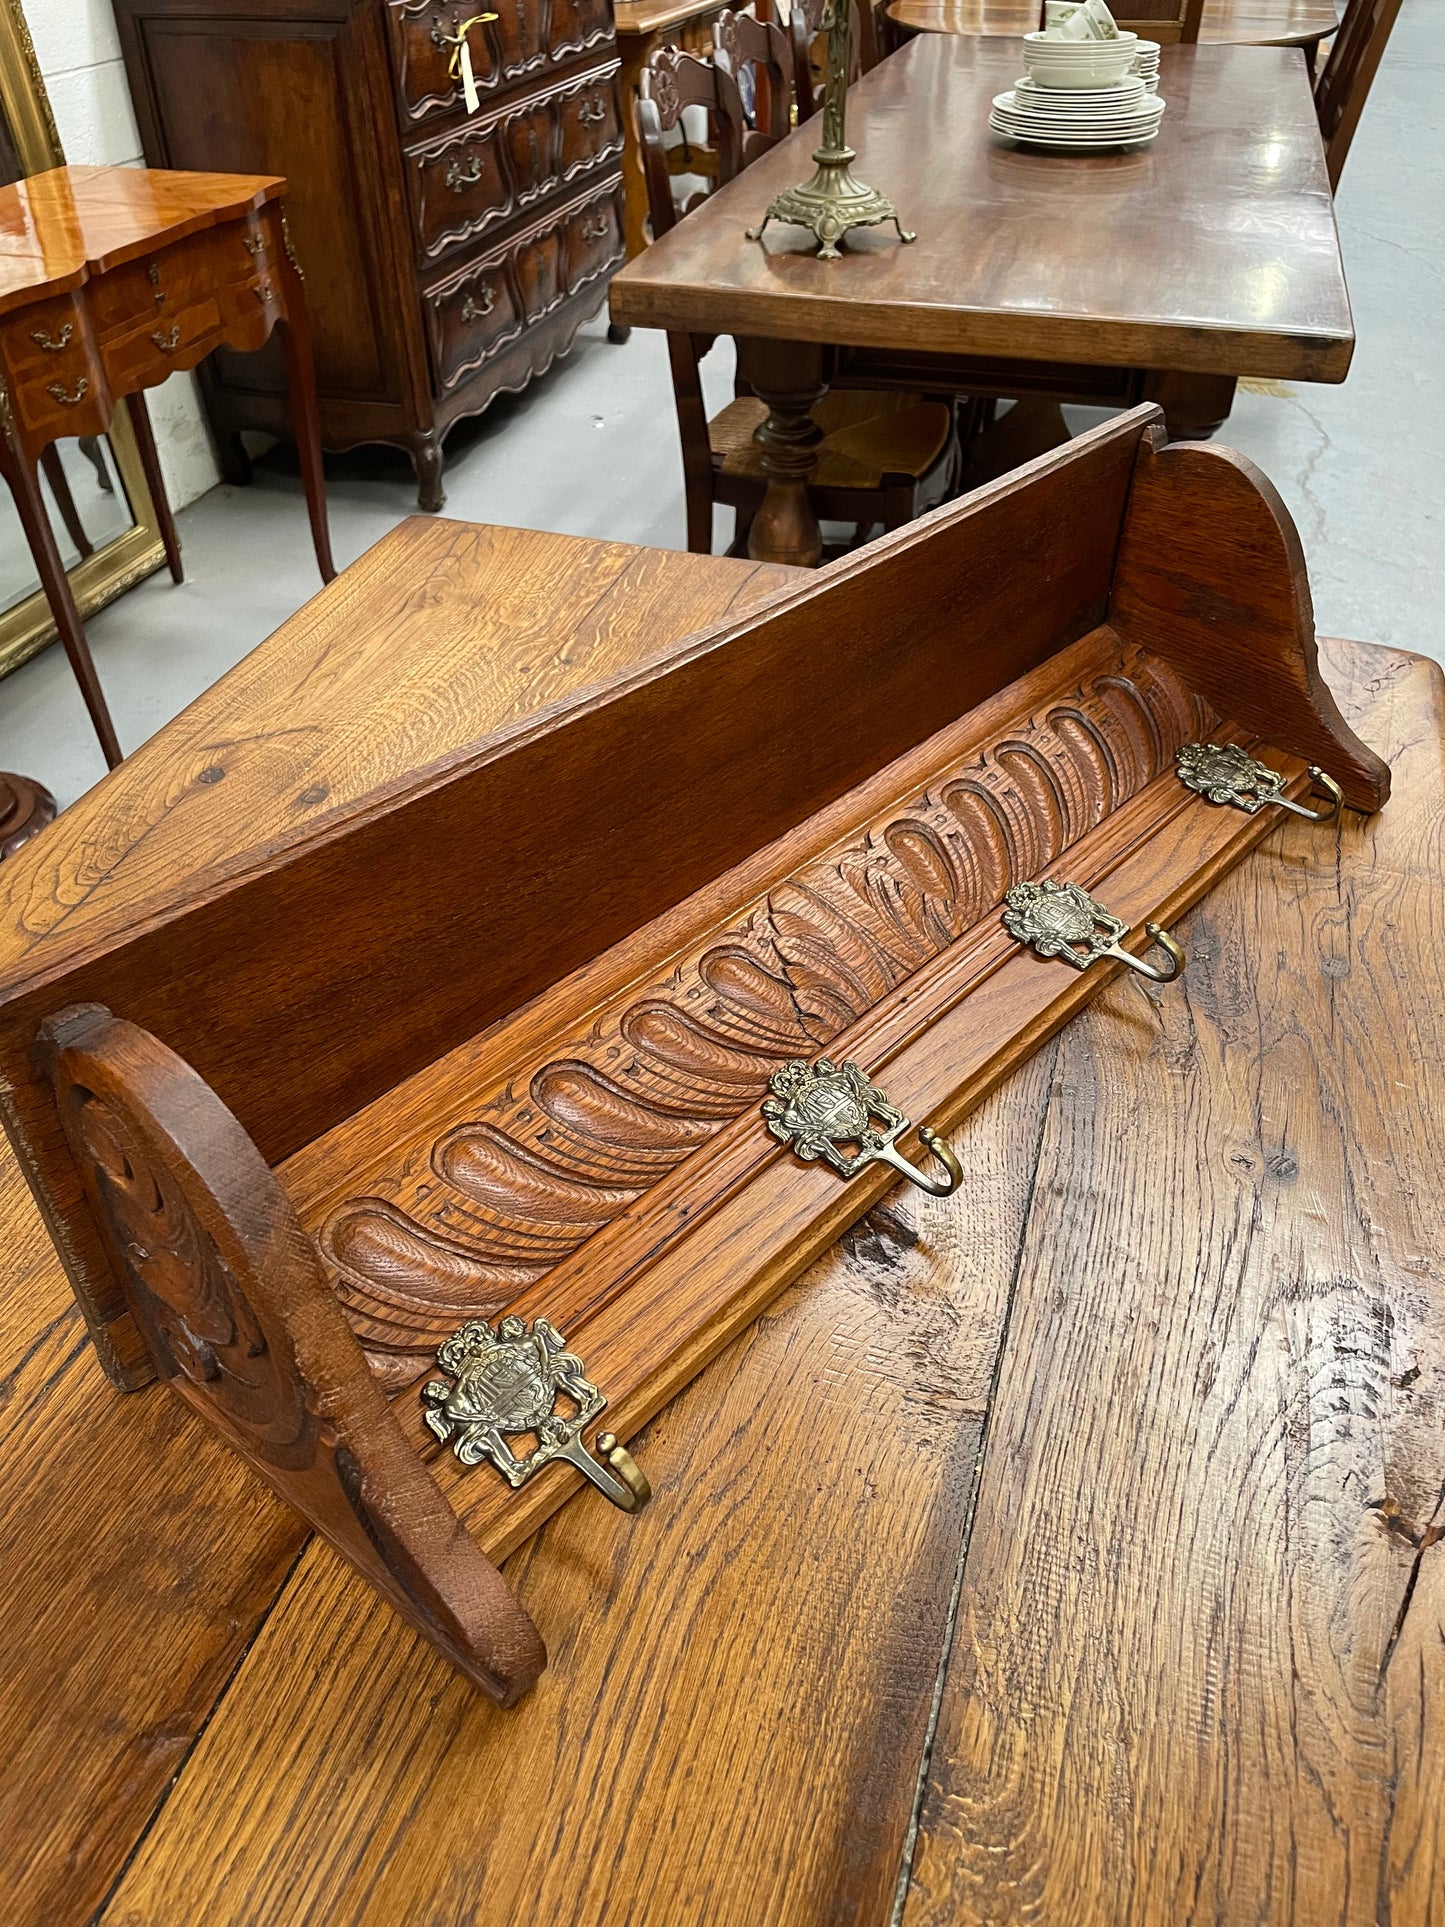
xmin=1132 ymin=38 xmax=1161 ymax=93
xmin=989 ymin=74 xmax=1165 ymax=150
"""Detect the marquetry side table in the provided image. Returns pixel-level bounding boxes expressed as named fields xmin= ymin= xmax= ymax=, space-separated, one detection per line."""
xmin=0 ymin=164 xmax=334 ymax=772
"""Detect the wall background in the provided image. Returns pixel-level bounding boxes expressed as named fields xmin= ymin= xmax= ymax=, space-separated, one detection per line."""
xmin=22 ymin=0 xmax=221 ymax=509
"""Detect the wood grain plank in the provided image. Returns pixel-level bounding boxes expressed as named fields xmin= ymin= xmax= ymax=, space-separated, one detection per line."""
xmin=901 ymin=646 xmax=1445 ymax=1926
xmin=0 ymin=1146 xmax=307 ymax=1927
xmin=97 ymin=1051 xmax=1058 ymax=1927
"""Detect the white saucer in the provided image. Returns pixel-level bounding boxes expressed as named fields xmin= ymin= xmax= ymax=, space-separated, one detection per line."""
xmin=1013 ymin=75 xmax=1146 ymax=104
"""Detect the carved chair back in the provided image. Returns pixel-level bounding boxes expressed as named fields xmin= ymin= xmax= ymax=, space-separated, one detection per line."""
xmin=637 ymin=44 xmax=748 ymax=240
xmin=38 ymin=1001 xmax=547 ymax=1708
xmin=713 ymin=9 xmax=796 ymax=167
xmin=1314 ymin=0 xmax=1403 ymax=189
xmin=788 ymin=0 xmax=866 ymax=123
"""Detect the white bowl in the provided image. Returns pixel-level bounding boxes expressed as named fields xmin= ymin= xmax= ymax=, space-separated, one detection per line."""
xmin=1022 ymin=47 xmax=1140 ymax=87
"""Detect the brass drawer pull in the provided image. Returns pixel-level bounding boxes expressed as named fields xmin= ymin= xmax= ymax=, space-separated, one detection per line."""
xmin=1003 ymin=879 xmax=1184 ymax=983
xmin=1176 ymin=742 xmax=1342 ymax=824
xmin=445 ymin=153 xmax=485 ymax=192
xmin=31 ymin=323 xmax=72 ymax=351
xmin=581 ymin=211 xmax=610 ymax=239
xmin=424 ymin=1317 xmax=651 ymax=1513
xmin=46 ymin=377 xmax=89 ymax=406
xmin=243 ymin=234 xmax=265 ymax=257
xmin=151 ymin=323 xmax=181 ymax=352
xmin=578 ymin=95 xmax=608 ymax=124
xmin=763 ymin=1057 xmax=962 ymax=1196
xmin=461 ymin=285 xmax=495 ymax=320
xmin=254 ymin=281 xmax=275 ymax=305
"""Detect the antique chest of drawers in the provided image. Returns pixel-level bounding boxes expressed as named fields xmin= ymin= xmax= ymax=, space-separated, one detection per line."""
xmin=113 ymin=0 xmax=626 ymax=508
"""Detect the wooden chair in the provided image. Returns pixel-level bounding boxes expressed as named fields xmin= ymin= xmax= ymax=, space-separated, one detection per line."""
xmin=638 ymin=40 xmax=957 ymax=554
xmin=788 ymin=0 xmax=867 ymax=122
xmin=1037 ymin=0 xmax=1204 ymax=43
xmin=1314 ymin=0 xmax=1404 ymax=189
xmin=715 ymin=9 xmax=795 ymax=162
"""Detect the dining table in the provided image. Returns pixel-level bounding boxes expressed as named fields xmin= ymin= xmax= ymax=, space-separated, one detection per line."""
xmin=887 ymin=0 xmax=1340 ymax=67
xmin=608 ymin=34 xmax=1353 ymax=566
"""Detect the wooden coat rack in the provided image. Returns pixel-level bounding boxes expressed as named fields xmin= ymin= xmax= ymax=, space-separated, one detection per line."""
xmin=0 ymin=406 xmax=1388 ymax=1704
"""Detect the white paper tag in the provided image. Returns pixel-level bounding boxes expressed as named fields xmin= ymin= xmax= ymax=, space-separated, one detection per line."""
xmin=460 ymin=39 xmax=479 ymax=114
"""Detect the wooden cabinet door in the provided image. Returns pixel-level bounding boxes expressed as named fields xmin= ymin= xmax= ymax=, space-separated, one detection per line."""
xmin=112 ymin=0 xmax=421 ymax=429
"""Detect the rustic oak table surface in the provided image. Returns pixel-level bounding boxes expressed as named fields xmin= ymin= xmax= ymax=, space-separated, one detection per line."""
xmin=1 ymin=522 xmax=1441 ymax=1927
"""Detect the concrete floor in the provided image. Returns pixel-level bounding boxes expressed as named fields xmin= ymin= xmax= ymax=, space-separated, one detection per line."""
xmin=3 ymin=0 xmax=1439 ymax=813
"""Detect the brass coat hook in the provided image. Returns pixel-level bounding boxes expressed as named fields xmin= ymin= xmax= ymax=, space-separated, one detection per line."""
xmin=1002 ymin=879 xmax=1185 ymax=984
xmin=1175 ymin=743 xmax=1343 ymax=823
xmin=763 ymin=1058 xmax=962 ymax=1196
xmin=424 ymin=1316 xmax=652 ymax=1514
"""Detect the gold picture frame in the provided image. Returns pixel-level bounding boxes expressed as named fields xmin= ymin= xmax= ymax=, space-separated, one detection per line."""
xmin=0 ymin=0 xmax=167 ymax=681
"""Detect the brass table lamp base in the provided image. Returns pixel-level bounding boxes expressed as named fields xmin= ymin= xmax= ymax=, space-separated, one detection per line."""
xmin=748 ymin=142 xmax=914 ymax=261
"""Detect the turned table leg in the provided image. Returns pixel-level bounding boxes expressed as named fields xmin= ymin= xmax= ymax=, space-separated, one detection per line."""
xmin=0 ymin=772 xmax=57 ymax=858
xmin=1143 ymin=371 xmax=1238 ymax=442
xmin=736 ymin=336 xmax=828 ymax=568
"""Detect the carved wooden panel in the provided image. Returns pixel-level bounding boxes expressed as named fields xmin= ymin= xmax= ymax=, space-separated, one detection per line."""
xmin=40 ymin=1005 xmax=546 ymax=1705
xmin=315 ymin=639 xmax=1213 ymax=1384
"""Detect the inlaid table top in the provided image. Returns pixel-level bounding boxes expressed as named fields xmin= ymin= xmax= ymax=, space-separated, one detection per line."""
xmin=613 ymin=0 xmax=727 ymax=34
xmin=886 ymin=0 xmax=1339 ymax=46
xmin=0 ymin=163 xmax=283 ymax=316
xmin=1 ymin=518 xmax=1441 ymax=1926
xmin=610 ymin=36 xmax=1353 ymax=381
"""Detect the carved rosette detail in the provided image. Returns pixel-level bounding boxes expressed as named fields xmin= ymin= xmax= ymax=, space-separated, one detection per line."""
xmin=69 ymin=1086 xmax=321 ymax=1468
xmin=319 ymin=650 xmax=1213 ymax=1381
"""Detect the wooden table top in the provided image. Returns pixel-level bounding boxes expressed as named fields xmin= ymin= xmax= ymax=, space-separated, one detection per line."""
xmin=613 ymin=0 xmax=727 ymax=37
xmin=3 ymin=520 xmax=1442 ymax=1926
xmin=609 ymin=37 xmax=1352 ymax=381
xmin=0 ymin=164 xmax=282 ymax=317
xmin=887 ymin=0 xmax=1340 ymax=46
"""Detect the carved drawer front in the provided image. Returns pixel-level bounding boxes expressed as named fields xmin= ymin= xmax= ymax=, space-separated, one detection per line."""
xmin=549 ymin=0 xmax=614 ymax=65
xmin=424 ymin=253 xmax=526 ymax=392
xmin=551 ymin=67 xmax=624 ymax=192
xmin=561 ymin=182 xmax=624 ymax=296
xmin=407 ymin=119 xmax=512 ymax=262
xmin=388 ymin=0 xmax=543 ymax=125
xmin=387 ymin=0 xmax=615 ymax=126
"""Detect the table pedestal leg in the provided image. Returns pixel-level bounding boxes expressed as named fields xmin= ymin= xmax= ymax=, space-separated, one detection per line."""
xmin=0 ymin=772 xmax=57 ymax=859
xmin=737 ymin=337 xmax=827 ymax=568
xmin=1143 ymin=371 xmax=1238 ymax=442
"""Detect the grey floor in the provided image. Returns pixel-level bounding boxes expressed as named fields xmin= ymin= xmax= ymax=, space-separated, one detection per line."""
xmin=3 ymin=0 xmax=1440 ymax=813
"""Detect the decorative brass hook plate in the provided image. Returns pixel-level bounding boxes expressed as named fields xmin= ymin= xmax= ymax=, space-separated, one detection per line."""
xmin=423 ymin=1317 xmax=650 ymax=1513
xmin=1175 ymin=743 xmax=1342 ymax=823
xmin=1002 ymin=879 xmax=1184 ymax=983
xmin=763 ymin=1058 xmax=962 ymax=1195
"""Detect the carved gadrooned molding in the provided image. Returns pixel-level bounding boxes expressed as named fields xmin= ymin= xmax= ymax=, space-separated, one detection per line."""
xmin=320 ymin=646 xmax=1213 ymax=1384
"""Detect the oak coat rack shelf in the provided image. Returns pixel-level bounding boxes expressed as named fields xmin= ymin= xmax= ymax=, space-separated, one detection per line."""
xmin=0 ymin=406 xmax=1388 ymax=1705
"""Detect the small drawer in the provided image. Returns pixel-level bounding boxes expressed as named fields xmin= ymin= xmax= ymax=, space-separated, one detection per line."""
xmin=554 ymin=69 xmax=623 ymax=186
xmin=388 ymin=0 xmax=550 ymax=126
xmin=0 ymin=294 xmax=90 ymax=384
xmin=100 ymin=297 xmax=224 ymax=392
xmin=423 ymin=255 xmax=525 ymax=392
xmin=407 ymin=120 xmax=513 ymax=262
xmin=561 ymin=183 xmax=624 ymax=297
xmin=549 ymin=0 xmax=613 ymax=65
